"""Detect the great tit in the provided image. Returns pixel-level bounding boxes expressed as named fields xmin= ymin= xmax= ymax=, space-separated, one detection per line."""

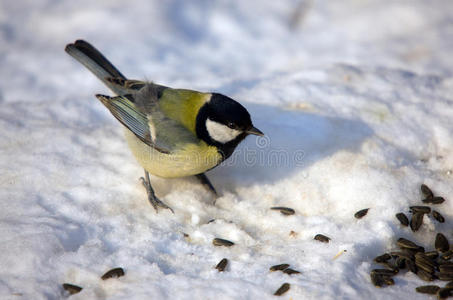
xmin=65 ymin=40 xmax=263 ymax=212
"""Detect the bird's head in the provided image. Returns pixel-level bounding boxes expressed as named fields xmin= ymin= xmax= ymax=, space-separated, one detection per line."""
xmin=196 ymin=93 xmax=263 ymax=159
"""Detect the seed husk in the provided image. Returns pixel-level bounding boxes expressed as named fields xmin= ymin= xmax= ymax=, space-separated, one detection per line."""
xmin=436 ymin=233 xmax=450 ymax=253
xmin=270 ymin=207 xmax=295 ymax=216
xmin=273 ymin=283 xmax=290 ymax=296
xmin=270 ymin=264 xmax=290 ymax=272
xmin=62 ymin=283 xmax=83 ymax=295
xmin=438 ymin=273 xmax=453 ymax=281
xmin=396 ymin=213 xmax=409 ymax=226
xmin=441 ymin=251 xmax=453 ymax=260
xmin=433 ymin=211 xmax=446 ymax=223
xmin=213 ymin=238 xmax=235 ymax=247
xmin=215 ymin=258 xmax=228 ymax=272
xmin=446 ymin=281 xmax=453 ymax=288
xmin=283 ymin=268 xmax=301 ymax=275
xmin=314 ymin=234 xmax=330 ymax=243
xmin=437 ymin=287 xmax=453 ymax=299
xmin=101 ymin=267 xmax=125 ymax=280
xmin=416 ymin=285 xmax=440 ymax=294
xmin=410 ymin=206 xmax=431 ymax=214
xmin=423 ymin=196 xmax=445 ymax=204
xmin=417 ymin=269 xmax=435 ymax=281
xmin=374 ymin=253 xmax=392 ymax=264
xmin=421 ymin=184 xmax=434 ymax=199
xmin=410 ymin=212 xmax=424 ymax=232
xmin=354 ymin=208 xmax=369 ymax=219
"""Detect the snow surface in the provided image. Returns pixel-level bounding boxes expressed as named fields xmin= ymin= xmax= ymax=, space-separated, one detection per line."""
xmin=1 ymin=0 xmax=453 ymax=299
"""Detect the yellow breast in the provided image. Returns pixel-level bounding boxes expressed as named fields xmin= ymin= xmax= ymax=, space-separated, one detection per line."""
xmin=124 ymin=129 xmax=222 ymax=178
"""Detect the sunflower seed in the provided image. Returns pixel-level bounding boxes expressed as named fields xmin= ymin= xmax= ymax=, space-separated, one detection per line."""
xmin=354 ymin=208 xmax=369 ymax=219
xmin=441 ymin=251 xmax=453 ymax=260
xmin=441 ymin=264 xmax=453 ymax=273
xmin=410 ymin=212 xmax=424 ymax=232
xmin=314 ymin=234 xmax=330 ymax=243
xmin=270 ymin=264 xmax=290 ymax=272
xmin=425 ymin=251 xmax=440 ymax=260
xmin=273 ymin=283 xmax=290 ymax=296
xmin=415 ymin=252 xmax=438 ymax=267
xmin=283 ymin=268 xmax=301 ymax=275
xmin=383 ymin=277 xmax=395 ymax=285
xmin=62 ymin=283 xmax=83 ymax=295
xmin=421 ymin=184 xmax=434 ymax=199
xmin=438 ymin=273 xmax=453 ymax=281
xmin=374 ymin=253 xmax=392 ymax=263
xmin=396 ymin=213 xmax=409 ymax=226
xmin=213 ymin=238 xmax=235 ymax=247
xmin=371 ymin=269 xmax=398 ymax=276
xmin=396 ymin=257 xmax=406 ymax=269
xmin=415 ymin=285 xmax=440 ymax=294
xmin=270 ymin=207 xmax=295 ymax=216
xmin=417 ymin=269 xmax=435 ymax=281
xmin=397 ymin=238 xmax=420 ymax=250
xmin=423 ymin=196 xmax=445 ymax=204
xmin=433 ymin=211 xmax=446 ymax=223
xmin=390 ymin=251 xmax=414 ymax=261
xmin=215 ymin=258 xmax=228 ymax=272
xmin=436 ymin=233 xmax=450 ymax=253
xmin=101 ymin=267 xmax=125 ymax=280
xmin=410 ymin=206 xmax=431 ymax=214
xmin=415 ymin=260 xmax=435 ymax=274
xmin=437 ymin=287 xmax=453 ymax=299
xmin=370 ymin=273 xmax=385 ymax=287
xmin=407 ymin=259 xmax=418 ymax=274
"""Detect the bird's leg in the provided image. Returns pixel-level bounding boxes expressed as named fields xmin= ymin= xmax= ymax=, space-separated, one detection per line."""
xmin=140 ymin=170 xmax=174 ymax=213
xmin=195 ymin=173 xmax=218 ymax=204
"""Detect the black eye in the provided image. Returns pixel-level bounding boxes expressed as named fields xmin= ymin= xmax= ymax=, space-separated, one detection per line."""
xmin=227 ymin=122 xmax=236 ymax=129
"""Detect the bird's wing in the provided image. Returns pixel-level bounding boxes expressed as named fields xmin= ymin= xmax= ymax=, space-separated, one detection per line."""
xmin=96 ymin=84 xmax=199 ymax=153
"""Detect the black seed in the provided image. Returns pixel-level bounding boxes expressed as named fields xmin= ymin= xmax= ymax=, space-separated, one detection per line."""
xmin=396 ymin=257 xmax=406 ymax=269
xmin=417 ymin=269 xmax=435 ymax=281
xmin=374 ymin=253 xmax=391 ymax=263
xmin=354 ymin=208 xmax=369 ymax=219
xmin=101 ymin=267 xmax=125 ymax=280
xmin=415 ymin=285 xmax=440 ymax=294
xmin=396 ymin=213 xmax=409 ymax=226
xmin=437 ymin=287 xmax=453 ymax=299
xmin=270 ymin=264 xmax=290 ymax=272
xmin=410 ymin=212 xmax=424 ymax=232
xmin=407 ymin=259 xmax=418 ymax=274
xmin=283 ymin=268 xmax=301 ymax=275
xmin=212 ymin=238 xmax=235 ymax=247
xmin=421 ymin=184 xmax=434 ymax=199
xmin=436 ymin=233 xmax=450 ymax=253
xmin=273 ymin=283 xmax=290 ymax=296
xmin=314 ymin=234 xmax=330 ymax=243
xmin=270 ymin=207 xmax=295 ymax=216
xmin=215 ymin=258 xmax=228 ymax=272
xmin=432 ymin=211 xmax=445 ymax=223
xmin=425 ymin=251 xmax=439 ymax=260
xmin=423 ymin=196 xmax=445 ymax=204
xmin=62 ymin=283 xmax=83 ymax=295
xmin=410 ymin=206 xmax=431 ymax=214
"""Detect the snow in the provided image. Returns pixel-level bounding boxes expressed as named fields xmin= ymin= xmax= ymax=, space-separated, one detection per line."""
xmin=1 ymin=0 xmax=453 ymax=299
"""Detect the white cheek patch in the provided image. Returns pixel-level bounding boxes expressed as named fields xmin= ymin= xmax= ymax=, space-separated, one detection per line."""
xmin=206 ymin=119 xmax=242 ymax=144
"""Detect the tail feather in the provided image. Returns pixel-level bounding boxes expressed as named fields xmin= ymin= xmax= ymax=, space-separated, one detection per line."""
xmin=65 ymin=40 xmax=127 ymax=94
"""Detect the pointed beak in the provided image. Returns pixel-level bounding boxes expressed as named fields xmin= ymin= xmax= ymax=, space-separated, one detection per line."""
xmin=246 ymin=126 xmax=264 ymax=136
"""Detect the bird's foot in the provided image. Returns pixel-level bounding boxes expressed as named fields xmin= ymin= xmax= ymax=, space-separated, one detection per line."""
xmin=140 ymin=177 xmax=174 ymax=213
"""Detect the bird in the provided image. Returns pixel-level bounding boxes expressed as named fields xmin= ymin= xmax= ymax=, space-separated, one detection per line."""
xmin=65 ymin=40 xmax=263 ymax=213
